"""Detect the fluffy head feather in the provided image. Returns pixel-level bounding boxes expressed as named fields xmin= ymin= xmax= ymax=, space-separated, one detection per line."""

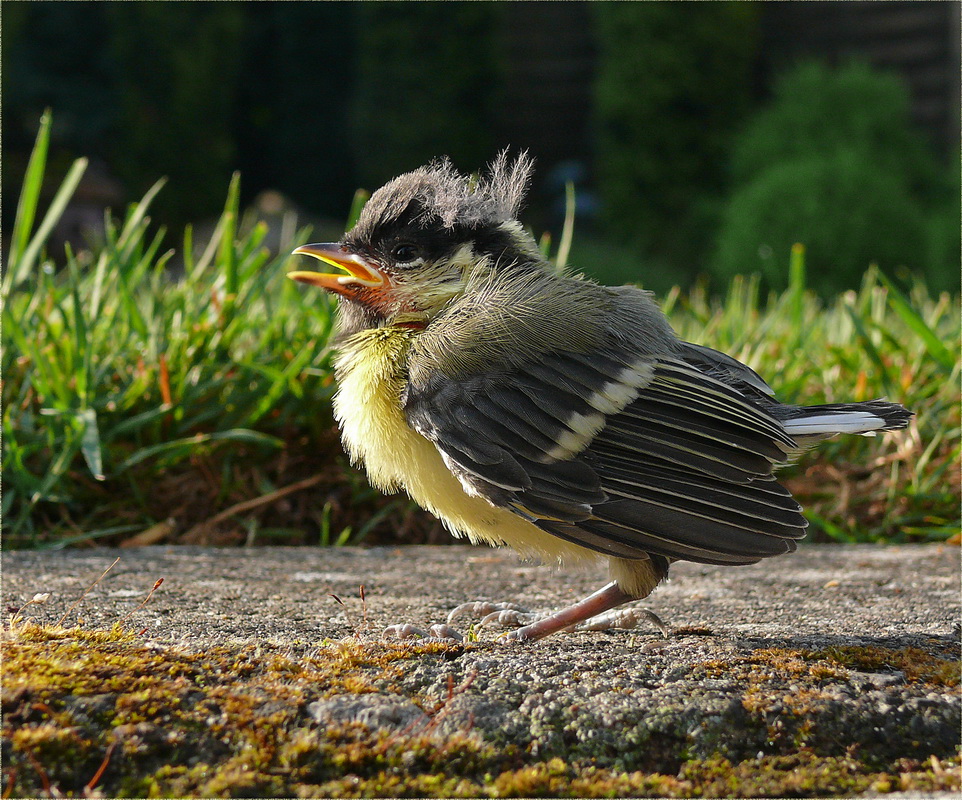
xmin=347 ymin=150 xmax=534 ymax=242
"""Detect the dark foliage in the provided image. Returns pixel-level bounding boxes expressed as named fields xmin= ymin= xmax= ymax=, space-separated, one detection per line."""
xmin=349 ymin=2 xmax=502 ymax=187
xmin=714 ymin=61 xmax=957 ymax=293
xmin=592 ymin=2 xmax=759 ymax=284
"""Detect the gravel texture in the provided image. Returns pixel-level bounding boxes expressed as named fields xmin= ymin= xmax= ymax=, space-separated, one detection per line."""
xmin=4 ymin=543 xmax=960 ymax=795
xmin=5 ymin=543 xmax=956 ymax=650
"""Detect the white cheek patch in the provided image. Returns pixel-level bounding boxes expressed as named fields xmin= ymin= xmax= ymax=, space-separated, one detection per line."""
xmin=447 ymin=242 xmax=478 ymax=268
xmin=394 ymin=244 xmax=480 ymax=315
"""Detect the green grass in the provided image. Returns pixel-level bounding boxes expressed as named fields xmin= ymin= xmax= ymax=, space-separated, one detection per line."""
xmin=4 ymin=115 xmax=959 ymax=548
xmin=663 ymin=266 xmax=959 ymax=543
xmin=3 ymin=114 xmax=363 ymax=548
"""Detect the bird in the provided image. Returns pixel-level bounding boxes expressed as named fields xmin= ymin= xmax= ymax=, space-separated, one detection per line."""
xmin=288 ymin=152 xmax=912 ymax=642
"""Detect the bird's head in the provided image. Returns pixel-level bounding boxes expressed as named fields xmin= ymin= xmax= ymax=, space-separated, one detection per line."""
xmin=289 ymin=152 xmax=544 ymax=331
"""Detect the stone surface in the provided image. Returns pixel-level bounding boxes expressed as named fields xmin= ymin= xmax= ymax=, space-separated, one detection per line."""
xmin=4 ymin=543 xmax=960 ymax=789
xmin=4 ymin=543 xmax=956 ymax=649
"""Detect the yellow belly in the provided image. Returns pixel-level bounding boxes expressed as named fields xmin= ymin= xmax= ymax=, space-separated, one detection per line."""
xmin=332 ymin=327 xmax=600 ymax=567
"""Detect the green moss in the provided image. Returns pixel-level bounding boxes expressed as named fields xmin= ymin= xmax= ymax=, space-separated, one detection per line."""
xmin=4 ymin=623 xmax=959 ymax=797
xmin=675 ymin=752 xmax=960 ymax=798
xmin=693 ymin=644 xmax=961 ymax=689
xmin=813 ymin=644 xmax=961 ymax=687
xmin=687 ymin=645 xmax=961 ymax=765
xmin=295 ymin=752 xmax=960 ymax=798
xmin=693 ymin=647 xmax=848 ymax=683
xmin=3 ymin=621 xmax=461 ymax=797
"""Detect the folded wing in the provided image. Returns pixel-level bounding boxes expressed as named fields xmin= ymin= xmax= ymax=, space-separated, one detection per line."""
xmin=404 ymin=346 xmax=807 ymax=566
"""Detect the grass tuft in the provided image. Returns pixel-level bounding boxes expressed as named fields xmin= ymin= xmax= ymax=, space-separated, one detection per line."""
xmin=664 ymin=267 xmax=959 ymax=543
xmin=3 ymin=116 xmax=959 ymax=548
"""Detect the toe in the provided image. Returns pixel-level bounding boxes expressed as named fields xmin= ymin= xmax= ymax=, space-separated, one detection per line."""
xmin=575 ymin=608 xmax=671 ymax=636
xmin=382 ymin=623 xmax=430 ymax=640
xmin=479 ymin=609 xmax=539 ymax=629
xmin=447 ymin=601 xmax=528 ymax=624
xmin=428 ymin=624 xmax=464 ymax=642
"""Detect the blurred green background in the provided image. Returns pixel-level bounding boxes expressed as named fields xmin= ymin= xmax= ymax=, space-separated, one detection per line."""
xmin=3 ymin=1 xmax=960 ymax=550
xmin=3 ymin=1 xmax=959 ymax=295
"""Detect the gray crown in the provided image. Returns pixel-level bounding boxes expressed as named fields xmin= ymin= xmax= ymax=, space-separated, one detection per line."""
xmin=349 ymin=151 xmax=534 ymax=239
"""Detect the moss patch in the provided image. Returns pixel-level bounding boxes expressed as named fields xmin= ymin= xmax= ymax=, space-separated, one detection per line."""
xmin=693 ymin=647 xmax=847 ymax=683
xmin=814 ymin=644 xmax=962 ymax=687
xmin=4 ymin=624 xmax=959 ymax=797
xmin=687 ymin=645 xmax=961 ymax=764
xmin=3 ymin=621 xmax=458 ymax=796
xmin=693 ymin=644 xmax=961 ymax=688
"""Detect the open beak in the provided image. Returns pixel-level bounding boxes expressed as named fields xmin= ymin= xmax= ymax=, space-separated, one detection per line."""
xmin=288 ymin=243 xmax=387 ymax=293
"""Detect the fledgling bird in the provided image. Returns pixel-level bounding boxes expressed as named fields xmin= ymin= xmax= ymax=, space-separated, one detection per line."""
xmin=289 ymin=153 xmax=912 ymax=642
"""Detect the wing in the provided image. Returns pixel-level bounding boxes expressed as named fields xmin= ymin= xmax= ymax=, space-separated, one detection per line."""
xmin=404 ymin=348 xmax=807 ymax=567
xmin=677 ymin=341 xmax=776 ymax=401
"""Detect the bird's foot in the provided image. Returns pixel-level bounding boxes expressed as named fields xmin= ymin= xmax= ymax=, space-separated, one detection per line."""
xmin=381 ymin=585 xmax=671 ymax=643
xmin=380 ymin=602 xmax=536 ymax=643
xmin=447 ymin=601 xmax=540 ymax=630
xmin=382 ymin=623 xmax=464 ymax=642
xmin=447 ymin=594 xmax=672 ymax=641
xmin=501 ymin=604 xmax=670 ymax=641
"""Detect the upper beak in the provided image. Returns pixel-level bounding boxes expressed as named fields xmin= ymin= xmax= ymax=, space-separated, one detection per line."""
xmin=288 ymin=243 xmax=387 ymax=292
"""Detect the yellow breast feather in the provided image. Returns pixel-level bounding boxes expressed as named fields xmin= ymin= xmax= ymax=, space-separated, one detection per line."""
xmin=333 ymin=327 xmax=600 ymax=567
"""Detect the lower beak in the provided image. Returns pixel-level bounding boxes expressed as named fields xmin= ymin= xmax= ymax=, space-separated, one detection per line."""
xmin=288 ymin=243 xmax=387 ymax=292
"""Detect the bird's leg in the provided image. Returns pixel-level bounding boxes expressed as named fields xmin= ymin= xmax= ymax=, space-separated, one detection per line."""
xmin=382 ymin=584 xmax=669 ymax=643
xmin=503 ymin=581 xmax=667 ymax=641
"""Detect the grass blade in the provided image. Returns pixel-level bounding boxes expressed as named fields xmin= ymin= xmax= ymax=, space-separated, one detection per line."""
xmin=117 ymin=177 xmax=168 ymax=255
xmin=221 ymin=172 xmax=241 ymax=298
xmin=788 ymin=242 xmax=806 ymax=333
xmin=875 ymin=270 xmax=955 ymax=372
xmin=842 ymin=303 xmax=895 ymax=395
xmin=346 ymin=188 xmax=370 ymax=230
xmin=805 ymin=510 xmax=859 ymax=544
xmin=116 ymin=429 xmax=283 ymax=473
xmin=104 ymin=404 xmax=174 ymax=441
xmin=77 ymin=408 xmax=105 ymax=481
xmin=555 ymin=181 xmax=576 ymax=269
xmin=6 ymin=109 xmax=51 ymax=275
xmin=6 ymin=157 xmax=88 ymax=294
xmin=41 ymin=525 xmax=144 ymax=551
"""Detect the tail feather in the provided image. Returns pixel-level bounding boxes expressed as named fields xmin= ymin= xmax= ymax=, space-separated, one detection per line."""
xmin=775 ymin=399 xmax=913 ymax=438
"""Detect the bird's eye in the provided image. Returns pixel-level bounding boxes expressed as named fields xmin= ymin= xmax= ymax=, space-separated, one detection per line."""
xmin=391 ymin=243 xmax=421 ymax=264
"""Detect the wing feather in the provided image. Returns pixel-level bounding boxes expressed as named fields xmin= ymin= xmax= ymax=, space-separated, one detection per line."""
xmin=538 ymin=518 xmax=775 ymax=565
xmin=405 ymin=347 xmax=807 ymax=565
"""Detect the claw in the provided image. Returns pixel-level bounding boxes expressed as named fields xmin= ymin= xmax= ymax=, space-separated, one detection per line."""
xmin=383 ymin=623 xmax=429 ymax=640
xmin=382 ymin=623 xmax=464 ymax=642
xmin=479 ymin=609 xmax=540 ymax=629
xmin=575 ymin=607 xmax=671 ymax=636
xmin=427 ymin=624 xmax=464 ymax=641
xmin=446 ymin=601 xmax=527 ymax=625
